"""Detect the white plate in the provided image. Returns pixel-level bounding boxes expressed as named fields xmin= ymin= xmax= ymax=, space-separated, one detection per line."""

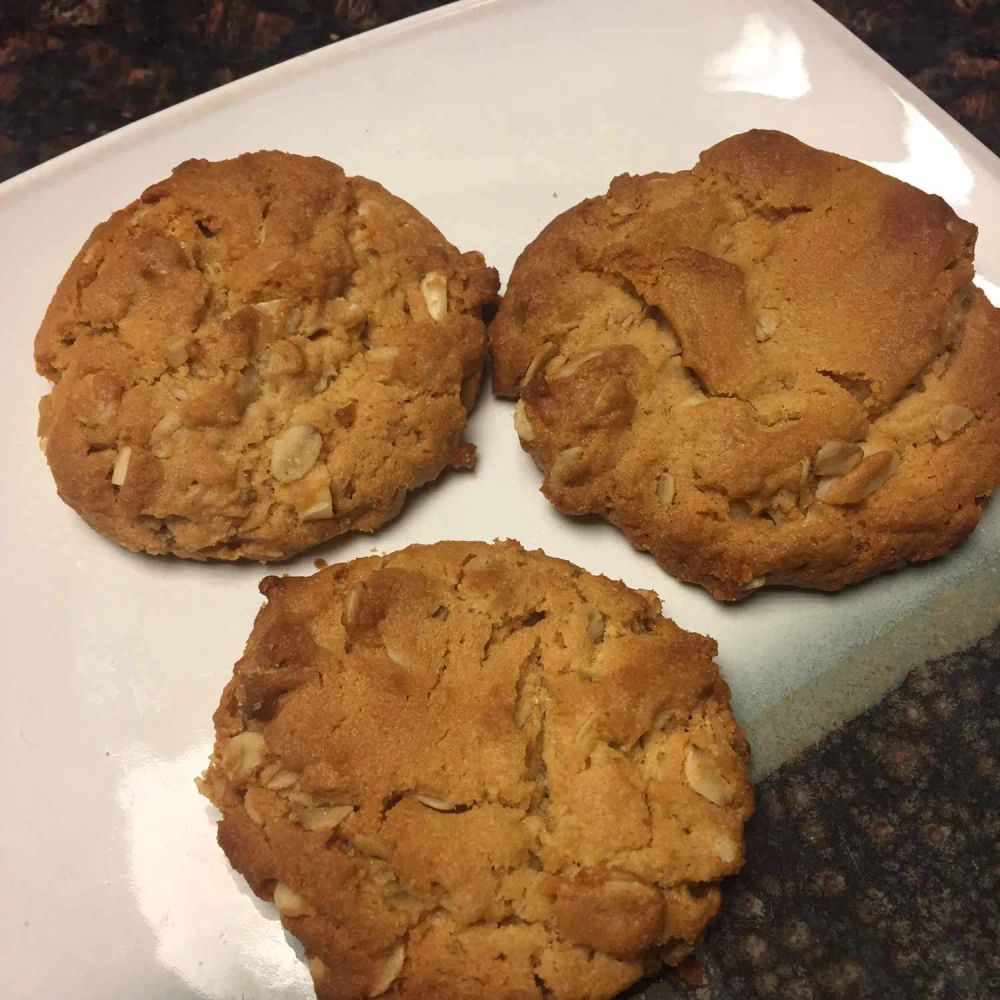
xmin=2 ymin=0 xmax=998 ymax=996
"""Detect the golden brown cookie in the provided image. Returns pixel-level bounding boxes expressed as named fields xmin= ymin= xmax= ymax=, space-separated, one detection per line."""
xmin=199 ymin=540 xmax=752 ymax=1000
xmin=490 ymin=130 xmax=1000 ymax=600
xmin=35 ymin=152 xmax=498 ymax=560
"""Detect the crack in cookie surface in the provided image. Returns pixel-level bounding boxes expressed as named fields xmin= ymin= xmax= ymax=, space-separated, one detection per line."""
xmin=489 ymin=130 xmax=1000 ymax=600
xmin=35 ymin=152 xmax=499 ymax=560
xmin=199 ymin=540 xmax=753 ymax=999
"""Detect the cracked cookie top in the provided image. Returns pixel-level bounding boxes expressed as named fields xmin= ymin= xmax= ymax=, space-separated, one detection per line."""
xmin=199 ymin=540 xmax=752 ymax=1000
xmin=34 ymin=152 xmax=498 ymax=560
xmin=489 ymin=130 xmax=1000 ymax=600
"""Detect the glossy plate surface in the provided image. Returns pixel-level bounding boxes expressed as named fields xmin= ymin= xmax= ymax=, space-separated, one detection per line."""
xmin=2 ymin=0 xmax=998 ymax=995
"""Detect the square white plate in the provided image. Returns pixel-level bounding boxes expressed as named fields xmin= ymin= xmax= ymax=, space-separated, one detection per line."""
xmin=2 ymin=0 xmax=998 ymax=996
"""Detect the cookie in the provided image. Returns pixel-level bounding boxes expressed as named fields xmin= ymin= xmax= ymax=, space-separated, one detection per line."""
xmin=199 ymin=540 xmax=752 ymax=1000
xmin=490 ymin=130 xmax=1000 ymax=600
xmin=34 ymin=152 xmax=498 ymax=560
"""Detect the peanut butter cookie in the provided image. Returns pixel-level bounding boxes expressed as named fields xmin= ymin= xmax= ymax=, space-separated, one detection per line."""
xmin=490 ymin=130 xmax=1000 ymax=599
xmin=199 ymin=540 xmax=752 ymax=999
xmin=35 ymin=152 xmax=498 ymax=560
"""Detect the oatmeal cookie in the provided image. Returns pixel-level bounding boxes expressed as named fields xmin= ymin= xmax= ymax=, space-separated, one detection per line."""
xmin=490 ymin=130 xmax=1000 ymax=599
xmin=199 ymin=540 xmax=752 ymax=999
xmin=35 ymin=152 xmax=498 ymax=560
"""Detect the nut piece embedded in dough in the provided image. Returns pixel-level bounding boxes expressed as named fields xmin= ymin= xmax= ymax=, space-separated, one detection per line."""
xmin=935 ymin=403 xmax=974 ymax=442
xmin=111 ymin=446 xmax=132 ymax=487
xmin=284 ymin=306 xmax=303 ymax=335
xmin=755 ymin=311 xmax=778 ymax=342
xmin=415 ymin=794 xmax=458 ymax=812
xmin=420 ymin=272 xmax=448 ymax=321
xmin=367 ymin=346 xmax=401 ymax=384
xmin=150 ymin=413 xmax=182 ymax=458
xmin=353 ymin=834 xmax=393 ymax=860
xmin=656 ymin=472 xmax=676 ymax=505
xmin=522 ymin=343 xmax=558 ymax=388
xmin=244 ymin=796 xmax=265 ymax=826
xmin=259 ymin=763 xmax=299 ymax=790
xmin=273 ymin=882 xmax=313 ymax=917
xmin=715 ymin=833 xmax=738 ymax=864
xmin=309 ymin=957 xmax=328 ymax=983
xmin=549 ymin=446 xmax=585 ymax=485
xmin=813 ymin=440 xmax=863 ymax=477
xmin=815 ymin=450 xmax=900 ymax=505
xmin=549 ymin=350 xmax=604 ymax=381
xmin=166 ymin=340 xmax=189 ymax=368
xmin=343 ymin=584 xmax=366 ymax=630
xmin=265 ymin=340 xmax=304 ymax=377
xmin=295 ymin=804 xmax=354 ymax=831
xmin=271 ymin=425 xmax=323 ymax=484
xmin=684 ymin=745 xmax=733 ymax=806
xmin=369 ymin=942 xmax=406 ymax=998
xmin=513 ymin=400 xmax=535 ymax=442
xmin=367 ymin=346 xmax=400 ymax=364
xmin=150 ymin=412 xmax=182 ymax=445
xmin=299 ymin=484 xmax=334 ymax=523
xmin=220 ymin=731 xmax=266 ymax=781
xmin=586 ymin=608 xmax=606 ymax=642
xmin=73 ymin=372 xmax=122 ymax=427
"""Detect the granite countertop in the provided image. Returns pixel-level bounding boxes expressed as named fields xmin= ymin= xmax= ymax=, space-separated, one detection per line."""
xmin=2 ymin=2 xmax=998 ymax=998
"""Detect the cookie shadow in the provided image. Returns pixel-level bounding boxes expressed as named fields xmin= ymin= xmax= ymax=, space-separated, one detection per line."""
xmin=618 ymin=966 xmax=693 ymax=999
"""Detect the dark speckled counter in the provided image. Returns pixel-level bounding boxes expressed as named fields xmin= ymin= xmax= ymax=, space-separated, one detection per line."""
xmin=2 ymin=2 xmax=998 ymax=998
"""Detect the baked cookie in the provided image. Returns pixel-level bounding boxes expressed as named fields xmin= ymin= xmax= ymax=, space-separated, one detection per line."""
xmin=199 ymin=540 xmax=752 ymax=1000
xmin=35 ymin=152 xmax=498 ymax=560
xmin=490 ymin=130 xmax=1000 ymax=600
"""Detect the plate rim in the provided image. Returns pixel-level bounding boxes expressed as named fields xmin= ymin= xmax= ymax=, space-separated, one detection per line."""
xmin=1 ymin=0 xmax=997 ymax=206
